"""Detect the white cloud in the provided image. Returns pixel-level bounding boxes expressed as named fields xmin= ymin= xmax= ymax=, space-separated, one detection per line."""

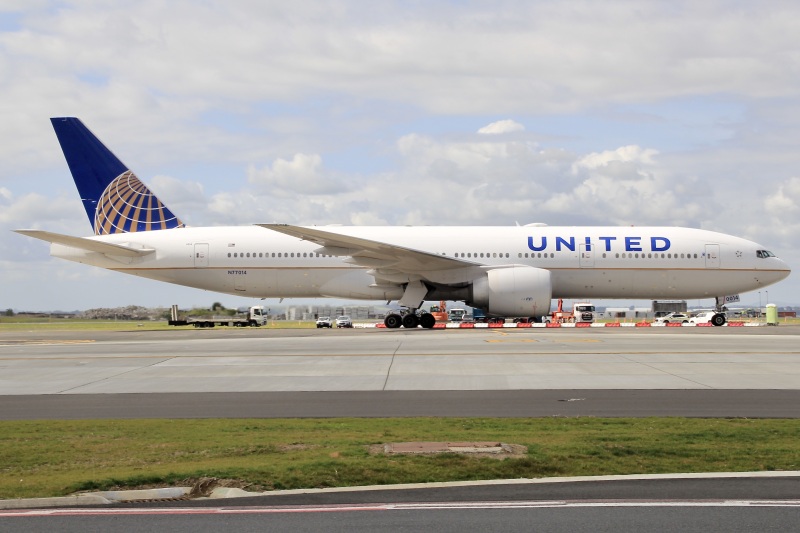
xmin=572 ymin=146 xmax=659 ymax=173
xmin=764 ymin=177 xmax=800 ymax=215
xmin=247 ymin=153 xmax=341 ymax=196
xmin=478 ymin=119 xmax=525 ymax=135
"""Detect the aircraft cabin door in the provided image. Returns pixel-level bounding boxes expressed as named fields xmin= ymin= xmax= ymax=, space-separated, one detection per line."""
xmin=194 ymin=243 xmax=209 ymax=268
xmin=579 ymin=244 xmax=594 ymax=267
xmin=705 ymin=244 xmax=720 ymax=268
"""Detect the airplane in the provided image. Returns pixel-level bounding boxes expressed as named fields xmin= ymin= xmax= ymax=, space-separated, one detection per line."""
xmin=15 ymin=117 xmax=791 ymax=328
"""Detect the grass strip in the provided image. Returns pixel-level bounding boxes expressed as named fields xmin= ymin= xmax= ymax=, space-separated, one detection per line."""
xmin=1 ymin=418 xmax=798 ymax=499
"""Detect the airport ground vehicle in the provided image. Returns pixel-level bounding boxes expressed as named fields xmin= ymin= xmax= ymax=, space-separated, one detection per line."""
xmin=543 ymin=299 xmax=595 ymax=324
xmin=335 ymin=315 xmax=353 ymax=328
xmin=689 ymin=311 xmax=727 ymax=326
xmin=468 ymin=307 xmax=508 ymax=324
xmin=316 ymin=316 xmax=333 ymax=328
xmin=448 ymin=308 xmax=467 ymax=322
xmin=429 ymin=302 xmax=449 ymax=322
xmin=654 ymin=312 xmax=691 ymax=324
xmin=168 ymin=305 xmax=267 ymax=328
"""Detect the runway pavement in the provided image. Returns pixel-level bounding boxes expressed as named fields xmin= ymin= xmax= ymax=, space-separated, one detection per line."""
xmin=1 ymin=326 xmax=799 ymax=418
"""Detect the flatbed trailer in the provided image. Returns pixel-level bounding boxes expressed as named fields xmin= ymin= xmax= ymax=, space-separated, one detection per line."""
xmin=168 ymin=305 xmax=267 ymax=328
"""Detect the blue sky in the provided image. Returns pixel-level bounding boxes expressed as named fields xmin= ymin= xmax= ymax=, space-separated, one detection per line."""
xmin=1 ymin=1 xmax=799 ymax=311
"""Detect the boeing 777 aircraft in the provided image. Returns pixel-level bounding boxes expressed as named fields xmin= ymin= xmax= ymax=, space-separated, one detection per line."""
xmin=16 ymin=118 xmax=791 ymax=328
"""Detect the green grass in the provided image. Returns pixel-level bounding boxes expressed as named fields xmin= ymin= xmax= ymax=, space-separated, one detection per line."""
xmin=1 ymin=418 xmax=798 ymax=499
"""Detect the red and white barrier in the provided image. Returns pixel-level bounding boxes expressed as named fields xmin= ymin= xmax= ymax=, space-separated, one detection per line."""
xmin=360 ymin=320 xmax=762 ymax=329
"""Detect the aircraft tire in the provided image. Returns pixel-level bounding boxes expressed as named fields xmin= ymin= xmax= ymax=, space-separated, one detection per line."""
xmin=402 ymin=313 xmax=420 ymax=329
xmin=419 ymin=313 xmax=436 ymax=329
xmin=384 ymin=314 xmax=402 ymax=329
xmin=711 ymin=313 xmax=726 ymax=326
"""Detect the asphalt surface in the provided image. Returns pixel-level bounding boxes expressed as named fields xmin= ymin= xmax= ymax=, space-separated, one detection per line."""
xmin=2 ymin=389 xmax=800 ymax=419
xmin=4 ymin=476 xmax=800 ymax=532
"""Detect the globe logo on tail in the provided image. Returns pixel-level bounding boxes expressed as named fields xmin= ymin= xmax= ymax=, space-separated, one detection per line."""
xmin=94 ymin=171 xmax=184 ymax=235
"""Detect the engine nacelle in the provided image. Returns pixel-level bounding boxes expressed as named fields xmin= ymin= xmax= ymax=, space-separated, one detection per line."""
xmin=469 ymin=266 xmax=552 ymax=317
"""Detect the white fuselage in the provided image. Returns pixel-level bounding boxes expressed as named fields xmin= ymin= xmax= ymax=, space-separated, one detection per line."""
xmin=51 ymin=225 xmax=790 ymax=302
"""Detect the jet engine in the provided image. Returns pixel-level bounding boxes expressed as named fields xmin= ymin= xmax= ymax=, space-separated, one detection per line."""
xmin=468 ymin=266 xmax=552 ymax=317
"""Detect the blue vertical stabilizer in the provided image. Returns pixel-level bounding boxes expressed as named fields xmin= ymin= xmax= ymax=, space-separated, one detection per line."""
xmin=50 ymin=117 xmax=184 ymax=234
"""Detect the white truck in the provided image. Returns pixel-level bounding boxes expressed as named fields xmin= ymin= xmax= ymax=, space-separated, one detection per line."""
xmin=168 ymin=305 xmax=267 ymax=328
xmin=543 ymin=299 xmax=596 ymax=324
xmin=448 ymin=308 xmax=467 ymax=322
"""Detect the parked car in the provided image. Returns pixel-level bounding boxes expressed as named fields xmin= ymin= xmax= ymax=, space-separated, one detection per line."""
xmin=316 ymin=316 xmax=332 ymax=328
xmin=654 ymin=312 xmax=691 ymax=324
xmin=689 ymin=311 xmax=727 ymax=326
xmin=335 ymin=315 xmax=353 ymax=328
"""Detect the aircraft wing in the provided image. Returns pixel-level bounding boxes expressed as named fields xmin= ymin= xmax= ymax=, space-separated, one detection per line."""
xmin=258 ymin=223 xmax=474 ymax=273
xmin=15 ymin=230 xmax=155 ymax=258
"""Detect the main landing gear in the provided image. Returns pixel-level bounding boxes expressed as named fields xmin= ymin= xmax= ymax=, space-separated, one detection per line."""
xmin=384 ymin=309 xmax=436 ymax=329
xmin=384 ymin=279 xmax=436 ymax=329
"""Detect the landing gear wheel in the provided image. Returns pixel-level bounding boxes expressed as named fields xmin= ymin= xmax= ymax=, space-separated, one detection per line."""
xmin=711 ymin=313 xmax=726 ymax=326
xmin=384 ymin=314 xmax=402 ymax=329
xmin=402 ymin=313 xmax=420 ymax=329
xmin=419 ymin=313 xmax=436 ymax=329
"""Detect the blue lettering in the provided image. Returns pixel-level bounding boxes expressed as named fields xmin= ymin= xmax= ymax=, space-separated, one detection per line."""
xmin=651 ymin=236 xmax=671 ymax=252
xmin=526 ymin=234 xmax=669 ymax=253
xmin=527 ymin=236 xmax=547 ymax=251
xmin=556 ymin=236 xmax=575 ymax=252
xmin=598 ymin=236 xmax=616 ymax=251
xmin=625 ymin=237 xmax=642 ymax=252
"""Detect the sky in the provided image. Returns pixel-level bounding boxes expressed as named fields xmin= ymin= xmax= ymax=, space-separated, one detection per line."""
xmin=1 ymin=0 xmax=799 ymax=312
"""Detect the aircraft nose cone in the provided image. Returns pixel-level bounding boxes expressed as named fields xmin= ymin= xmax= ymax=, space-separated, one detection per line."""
xmin=778 ymin=258 xmax=791 ymax=279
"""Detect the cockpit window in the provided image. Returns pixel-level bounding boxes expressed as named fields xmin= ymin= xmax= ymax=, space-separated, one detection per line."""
xmin=756 ymin=250 xmax=776 ymax=258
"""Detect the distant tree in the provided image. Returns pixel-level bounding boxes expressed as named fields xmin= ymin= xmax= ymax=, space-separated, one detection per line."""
xmin=211 ymin=302 xmax=225 ymax=311
xmin=4 ymin=309 xmax=13 ymax=317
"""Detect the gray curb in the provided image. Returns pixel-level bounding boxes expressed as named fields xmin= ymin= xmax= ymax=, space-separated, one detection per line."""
xmin=2 ymin=471 xmax=799 ymax=509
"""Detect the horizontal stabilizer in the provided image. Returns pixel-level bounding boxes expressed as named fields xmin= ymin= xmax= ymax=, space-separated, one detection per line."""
xmin=15 ymin=230 xmax=155 ymax=258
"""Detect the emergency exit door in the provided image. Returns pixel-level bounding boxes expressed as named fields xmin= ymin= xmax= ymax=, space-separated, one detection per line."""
xmin=194 ymin=243 xmax=209 ymax=267
xmin=705 ymin=244 xmax=720 ymax=268
xmin=579 ymin=244 xmax=594 ymax=267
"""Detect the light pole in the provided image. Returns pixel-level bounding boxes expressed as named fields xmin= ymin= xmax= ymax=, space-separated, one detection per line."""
xmin=766 ymin=291 xmax=769 ymax=305
xmin=758 ymin=292 xmax=762 ymax=315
